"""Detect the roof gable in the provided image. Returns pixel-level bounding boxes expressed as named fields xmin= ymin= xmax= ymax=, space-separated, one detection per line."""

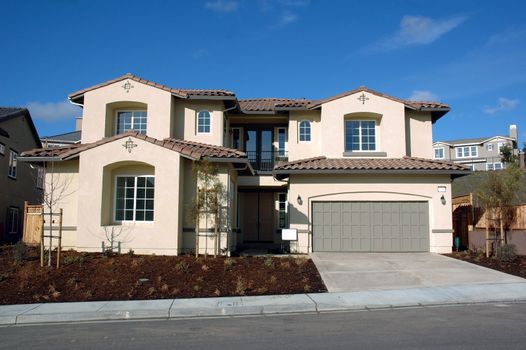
xmin=0 ymin=107 xmax=42 ymax=148
xmin=69 ymin=73 xmax=236 ymax=103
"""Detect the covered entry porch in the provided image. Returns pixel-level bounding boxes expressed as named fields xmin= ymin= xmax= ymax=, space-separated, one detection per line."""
xmin=236 ymin=188 xmax=288 ymax=252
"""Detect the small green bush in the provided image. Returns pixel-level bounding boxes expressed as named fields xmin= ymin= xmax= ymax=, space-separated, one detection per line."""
xmin=263 ymin=257 xmax=274 ymax=269
xmin=224 ymin=258 xmax=236 ymax=270
xmin=495 ymin=244 xmax=518 ymax=263
xmin=64 ymin=255 xmax=85 ymax=265
xmin=175 ymin=260 xmax=190 ymax=273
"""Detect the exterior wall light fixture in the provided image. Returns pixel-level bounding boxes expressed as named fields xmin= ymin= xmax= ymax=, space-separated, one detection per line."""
xmin=440 ymin=195 xmax=446 ymax=205
xmin=297 ymin=195 xmax=303 ymax=205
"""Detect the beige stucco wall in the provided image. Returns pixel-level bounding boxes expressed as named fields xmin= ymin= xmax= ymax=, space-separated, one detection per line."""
xmin=288 ymin=110 xmax=322 ymax=160
xmin=42 ymin=160 xmax=79 ymax=250
xmin=286 ymin=173 xmax=453 ymax=254
xmin=406 ymin=111 xmax=433 ymax=158
xmin=173 ymin=100 xmax=226 ymax=146
xmin=81 ymin=79 xmax=173 ymax=143
xmin=319 ymin=92 xmax=407 ymax=158
xmin=76 ymin=136 xmax=182 ymax=254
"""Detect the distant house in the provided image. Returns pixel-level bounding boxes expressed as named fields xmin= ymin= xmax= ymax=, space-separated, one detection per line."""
xmin=433 ymin=125 xmax=519 ymax=171
xmin=0 ymin=107 xmax=42 ymax=243
xmin=41 ymin=117 xmax=82 ymax=147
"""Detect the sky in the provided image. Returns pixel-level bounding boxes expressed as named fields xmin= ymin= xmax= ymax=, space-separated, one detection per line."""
xmin=1 ymin=0 xmax=525 ymax=146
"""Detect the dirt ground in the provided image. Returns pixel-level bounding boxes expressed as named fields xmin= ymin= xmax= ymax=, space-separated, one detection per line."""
xmin=0 ymin=245 xmax=327 ymax=305
xmin=446 ymin=251 xmax=526 ymax=279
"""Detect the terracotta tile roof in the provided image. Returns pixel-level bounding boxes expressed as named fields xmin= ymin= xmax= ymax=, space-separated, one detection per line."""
xmin=21 ymin=131 xmax=246 ymax=161
xmin=308 ymin=86 xmax=449 ymax=112
xmin=273 ymin=156 xmax=469 ymax=179
xmin=237 ymin=98 xmax=313 ymax=112
xmin=68 ymin=73 xmax=235 ymax=101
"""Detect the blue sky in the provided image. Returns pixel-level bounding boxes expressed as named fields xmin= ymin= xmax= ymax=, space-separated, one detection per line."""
xmin=1 ymin=0 xmax=525 ymax=145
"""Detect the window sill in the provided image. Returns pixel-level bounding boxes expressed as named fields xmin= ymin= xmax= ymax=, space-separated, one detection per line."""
xmin=342 ymin=151 xmax=387 ymax=157
xmin=8 ymin=175 xmax=17 ymax=180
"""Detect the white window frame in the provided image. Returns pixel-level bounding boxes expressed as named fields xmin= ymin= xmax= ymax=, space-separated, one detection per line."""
xmin=486 ymin=143 xmax=493 ymax=152
xmin=196 ymin=110 xmax=211 ymax=134
xmin=455 ymin=146 xmax=478 ymax=158
xmin=345 ymin=120 xmax=377 ymax=152
xmin=7 ymin=207 xmax=19 ymax=235
xmin=8 ymin=149 xmax=17 ymax=179
xmin=298 ymin=120 xmax=311 ymax=143
xmin=486 ymin=162 xmax=503 ymax=171
xmin=278 ymin=192 xmax=288 ymax=229
xmin=36 ymin=166 xmax=45 ymax=189
xmin=115 ymin=110 xmax=147 ymax=135
xmin=114 ymin=175 xmax=155 ymax=223
xmin=277 ymin=127 xmax=287 ymax=156
xmin=0 ymin=142 xmax=5 ymax=156
xmin=434 ymin=147 xmax=445 ymax=159
xmin=497 ymin=142 xmax=505 ymax=152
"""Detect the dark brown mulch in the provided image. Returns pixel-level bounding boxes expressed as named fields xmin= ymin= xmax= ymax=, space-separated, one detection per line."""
xmin=446 ymin=252 xmax=526 ymax=279
xmin=0 ymin=246 xmax=326 ymax=305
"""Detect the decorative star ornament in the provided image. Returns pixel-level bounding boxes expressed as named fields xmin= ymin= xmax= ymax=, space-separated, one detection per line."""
xmin=123 ymin=137 xmax=138 ymax=153
xmin=357 ymin=92 xmax=369 ymax=104
xmin=122 ymin=80 xmax=134 ymax=93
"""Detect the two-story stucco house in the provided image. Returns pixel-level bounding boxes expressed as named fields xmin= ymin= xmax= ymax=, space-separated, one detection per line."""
xmin=433 ymin=125 xmax=518 ymax=171
xmin=20 ymin=74 xmax=469 ymax=255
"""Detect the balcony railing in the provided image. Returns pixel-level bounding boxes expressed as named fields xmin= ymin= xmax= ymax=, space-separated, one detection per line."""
xmin=246 ymin=151 xmax=288 ymax=172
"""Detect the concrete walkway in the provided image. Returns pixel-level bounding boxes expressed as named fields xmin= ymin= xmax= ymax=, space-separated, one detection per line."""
xmin=310 ymin=252 xmax=525 ymax=292
xmin=1 ymin=281 xmax=526 ymax=326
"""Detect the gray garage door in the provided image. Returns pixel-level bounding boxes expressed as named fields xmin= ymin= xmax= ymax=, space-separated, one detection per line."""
xmin=312 ymin=201 xmax=429 ymax=252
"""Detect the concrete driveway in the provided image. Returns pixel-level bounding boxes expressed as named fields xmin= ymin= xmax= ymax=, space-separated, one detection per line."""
xmin=310 ymin=252 xmax=525 ymax=293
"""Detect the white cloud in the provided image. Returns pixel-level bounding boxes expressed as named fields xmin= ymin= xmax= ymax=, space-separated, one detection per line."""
xmin=279 ymin=11 xmax=298 ymax=25
xmin=26 ymin=100 xmax=81 ymax=122
xmin=408 ymin=90 xmax=439 ymax=101
xmin=483 ymin=97 xmax=519 ymax=114
xmin=205 ymin=0 xmax=239 ymax=13
xmin=367 ymin=15 xmax=467 ymax=53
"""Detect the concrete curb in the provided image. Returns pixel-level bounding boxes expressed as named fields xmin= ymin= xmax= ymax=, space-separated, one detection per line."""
xmin=1 ymin=282 xmax=526 ymax=326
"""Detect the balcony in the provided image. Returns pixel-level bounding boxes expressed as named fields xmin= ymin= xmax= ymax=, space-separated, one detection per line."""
xmin=246 ymin=151 xmax=288 ymax=172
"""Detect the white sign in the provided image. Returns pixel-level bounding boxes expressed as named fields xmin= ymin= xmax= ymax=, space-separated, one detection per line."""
xmin=281 ymin=228 xmax=297 ymax=241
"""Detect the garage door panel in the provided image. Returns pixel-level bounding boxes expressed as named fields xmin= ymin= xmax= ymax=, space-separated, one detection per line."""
xmin=313 ymin=201 xmax=429 ymax=252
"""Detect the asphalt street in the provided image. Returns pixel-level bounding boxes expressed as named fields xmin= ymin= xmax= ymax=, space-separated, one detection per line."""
xmin=1 ymin=302 xmax=525 ymax=350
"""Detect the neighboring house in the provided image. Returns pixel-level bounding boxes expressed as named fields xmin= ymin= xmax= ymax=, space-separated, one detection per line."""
xmin=452 ymin=172 xmax=526 ymax=254
xmin=433 ymin=125 xmax=518 ymax=171
xmin=0 ymin=107 xmax=42 ymax=244
xmin=41 ymin=117 xmax=82 ymax=147
xmin=20 ymin=73 xmax=468 ymax=255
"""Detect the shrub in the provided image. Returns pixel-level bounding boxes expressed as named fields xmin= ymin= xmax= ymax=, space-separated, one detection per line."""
xmin=495 ymin=244 xmax=518 ymax=263
xmin=64 ymin=255 xmax=85 ymax=265
xmin=13 ymin=241 xmax=27 ymax=263
xmin=235 ymin=276 xmax=247 ymax=295
xmin=264 ymin=257 xmax=275 ymax=269
xmin=224 ymin=258 xmax=236 ymax=270
xmin=175 ymin=260 xmax=190 ymax=273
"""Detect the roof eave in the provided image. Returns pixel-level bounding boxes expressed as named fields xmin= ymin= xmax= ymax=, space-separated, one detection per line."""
xmin=273 ymin=168 xmax=470 ymax=180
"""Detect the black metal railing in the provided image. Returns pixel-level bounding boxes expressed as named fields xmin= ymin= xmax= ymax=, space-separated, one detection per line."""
xmin=246 ymin=151 xmax=288 ymax=171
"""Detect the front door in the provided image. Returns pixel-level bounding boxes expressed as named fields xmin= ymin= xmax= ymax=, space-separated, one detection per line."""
xmin=240 ymin=191 xmax=275 ymax=242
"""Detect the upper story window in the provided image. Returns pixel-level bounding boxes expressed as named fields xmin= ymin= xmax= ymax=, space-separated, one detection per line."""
xmin=197 ymin=110 xmax=211 ymax=134
xmin=497 ymin=142 xmax=505 ymax=152
xmin=298 ymin=120 xmax=311 ymax=142
xmin=0 ymin=142 xmax=5 ymax=156
xmin=278 ymin=128 xmax=287 ymax=156
xmin=345 ymin=120 xmax=376 ymax=152
xmin=486 ymin=143 xmax=493 ymax=152
xmin=36 ymin=167 xmax=45 ymax=189
xmin=434 ymin=147 xmax=445 ymax=159
xmin=8 ymin=150 xmax=17 ymax=179
xmin=231 ymin=128 xmax=241 ymax=150
xmin=456 ymin=146 xmax=477 ymax=158
xmin=115 ymin=175 xmax=155 ymax=222
xmin=116 ymin=110 xmax=147 ymax=135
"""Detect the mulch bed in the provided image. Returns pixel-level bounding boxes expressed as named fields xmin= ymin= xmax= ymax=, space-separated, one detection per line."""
xmin=446 ymin=252 xmax=526 ymax=279
xmin=0 ymin=245 xmax=326 ymax=305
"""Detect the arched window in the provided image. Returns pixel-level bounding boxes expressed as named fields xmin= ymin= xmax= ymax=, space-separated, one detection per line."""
xmin=299 ymin=120 xmax=311 ymax=142
xmin=197 ymin=110 xmax=211 ymax=134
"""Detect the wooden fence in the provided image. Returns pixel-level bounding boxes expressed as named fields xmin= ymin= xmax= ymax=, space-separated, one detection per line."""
xmin=474 ymin=204 xmax=526 ymax=230
xmin=22 ymin=201 xmax=44 ymax=245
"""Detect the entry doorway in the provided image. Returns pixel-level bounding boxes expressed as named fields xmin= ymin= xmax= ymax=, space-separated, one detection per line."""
xmin=239 ymin=191 xmax=275 ymax=243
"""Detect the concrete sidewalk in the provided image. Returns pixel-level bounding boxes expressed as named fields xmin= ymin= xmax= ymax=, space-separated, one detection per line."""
xmin=2 ymin=282 xmax=526 ymax=326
